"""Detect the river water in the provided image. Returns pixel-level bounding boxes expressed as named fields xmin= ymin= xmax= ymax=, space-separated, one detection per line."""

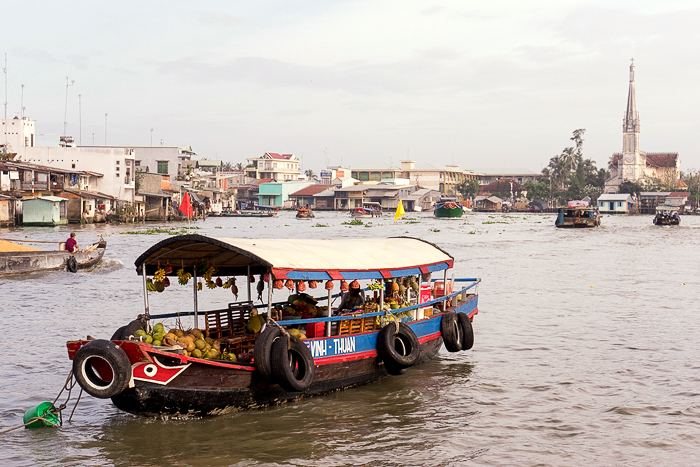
xmin=1 ymin=211 xmax=700 ymax=466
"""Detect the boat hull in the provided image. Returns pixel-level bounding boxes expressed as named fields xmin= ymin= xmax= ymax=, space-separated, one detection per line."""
xmin=0 ymin=239 xmax=106 ymax=276
xmin=653 ymin=216 xmax=680 ymax=226
xmin=434 ymin=206 xmax=463 ymax=218
xmin=68 ymin=295 xmax=477 ymax=416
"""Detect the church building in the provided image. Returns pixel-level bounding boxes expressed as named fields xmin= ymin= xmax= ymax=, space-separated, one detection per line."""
xmin=604 ymin=61 xmax=681 ymax=193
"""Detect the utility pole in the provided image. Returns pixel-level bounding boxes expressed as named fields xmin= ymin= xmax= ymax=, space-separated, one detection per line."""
xmin=3 ymin=54 xmax=7 ymax=145
xmin=21 ymin=84 xmax=24 ymax=119
xmin=150 ymin=128 xmax=153 ymax=147
xmin=63 ymin=77 xmax=75 ymax=136
xmin=104 ymin=113 xmax=108 ymax=145
xmin=78 ymin=94 xmax=82 ymax=145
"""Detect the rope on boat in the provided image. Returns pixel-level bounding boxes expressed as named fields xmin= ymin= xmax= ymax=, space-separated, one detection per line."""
xmin=0 ymin=370 xmax=83 ymax=434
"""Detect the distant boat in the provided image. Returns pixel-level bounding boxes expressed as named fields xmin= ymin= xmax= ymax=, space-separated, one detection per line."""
xmin=222 ymin=211 xmax=277 ymax=218
xmin=434 ymin=198 xmax=463 ymax=218
xmin=555 ymin=201 xmax=600 ymax=228
xmin=296 ymin=207 xmax=315 ymax=219
xmin=653 ymin=206 xmax=680 ymax=226
xmin=0 ymin=238 xmax=107 ymax=276
xmin=351 ymin=202 xmax=382 ymax=218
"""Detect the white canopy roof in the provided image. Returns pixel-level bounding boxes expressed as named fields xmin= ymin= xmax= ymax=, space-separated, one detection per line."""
xmin=135 ymin=235 xmax=453 ymax=280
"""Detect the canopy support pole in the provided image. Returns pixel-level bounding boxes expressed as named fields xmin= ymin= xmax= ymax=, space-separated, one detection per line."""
xmin=193 ymin=266 xmax=199 ymax=329
xmin=326 ymin=289 xmax=332 ymax=337
xmin=142 ymin=263 xmax=150 ymax=318
xmin=267 ymin=273 xmax=272 ymax=315
xmin=247 ymin=265 xmax=252 ymax=302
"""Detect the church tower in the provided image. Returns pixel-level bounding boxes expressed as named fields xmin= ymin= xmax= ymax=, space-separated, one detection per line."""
xmin=621 ymin=59 xmax=645 ymax=181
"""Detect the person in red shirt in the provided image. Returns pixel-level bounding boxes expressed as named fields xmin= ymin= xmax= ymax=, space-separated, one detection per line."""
xmin=66 ymin=232 xmax=79 ymax=253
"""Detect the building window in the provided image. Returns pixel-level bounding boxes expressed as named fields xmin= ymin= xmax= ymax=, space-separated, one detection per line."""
xmin=135 ymin=160 xmax=141 ymax=167
xmin=157 ymin=161 xmax=168 ymax=174
xmin=116 ymin=161 xmax=120 ymax=165
xmin=71 ymin=163 xmax=76 ymax=169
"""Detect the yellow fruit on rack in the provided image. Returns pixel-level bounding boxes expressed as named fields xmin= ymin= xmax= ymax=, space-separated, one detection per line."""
xmin=246 ymin=315 xmax=265 ymax=333
xmin=191 ymin=329 xmax=203 ymax=339
xmin=194 ymin=339 xmax=206 ymax=350
xmin=191 ymin=349 xmax=202 ymax=358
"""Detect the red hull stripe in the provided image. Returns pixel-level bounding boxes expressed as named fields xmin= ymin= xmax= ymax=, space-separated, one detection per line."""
xmin=419 ymin=331 xmax=441 ymax=343
xmin=314 ymin=349 xmax=377 ymax=365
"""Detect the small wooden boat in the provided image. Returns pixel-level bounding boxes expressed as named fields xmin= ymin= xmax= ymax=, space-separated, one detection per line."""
xmin=0 ymin=238 xmax=107 ymax=276
xmin=434 ymin=198 xmax=463 ymax=218
xmin=66 ymin=235 xmax=479 ymax=416
xmin=653 ymin=206 xmax=680 ymax=225
xmin=296 ymin=208 xmax=315 ymax=219
xmin=555 ymin=201 xmax=600 ymax=228
xmin=350 ymin=202 xmax=382 ymax=218
xmin=221 ymin=210 xmax=277 ymax=218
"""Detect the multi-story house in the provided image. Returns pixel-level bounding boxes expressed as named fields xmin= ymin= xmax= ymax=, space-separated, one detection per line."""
xmin=246 ymin=153 xmax=300 ymax=181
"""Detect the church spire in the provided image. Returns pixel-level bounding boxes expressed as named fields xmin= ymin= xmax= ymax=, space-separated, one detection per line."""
xmin=624 ymin=58 xmax=638 ymax=132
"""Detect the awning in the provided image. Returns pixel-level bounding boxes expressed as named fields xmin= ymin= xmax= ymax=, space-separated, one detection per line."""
xmin=134 ymin=235 xmax=454 ymax=280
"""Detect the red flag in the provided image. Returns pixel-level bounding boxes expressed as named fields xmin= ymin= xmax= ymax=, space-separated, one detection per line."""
xmin=180 ymin=191 xmax=194 ymax=217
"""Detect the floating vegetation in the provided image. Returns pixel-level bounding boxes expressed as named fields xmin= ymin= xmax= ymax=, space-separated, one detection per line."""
xmin=403 ymin=217 xmax=417 ymax=221
xmin=365 ymin=222 xmax=373 ymax=228
xmin=468 ymin=230 xmax=477 ymax=234
xmin=342 ymin=219 xmax=364 ymax=226
xmin=482 ymin=221 xmax=510 ymax=225
xmin=429 ymin=228 xmax=441 ymax=232
xmin=312 ymin=223 xmax=329 ymax=227
xmin=214 ymin=226 xmax=223 ymax=229
xmin=404 ymin=220 xmax=421 ymax=224
xmin=120 ymin=227 xmax=199 ymax=235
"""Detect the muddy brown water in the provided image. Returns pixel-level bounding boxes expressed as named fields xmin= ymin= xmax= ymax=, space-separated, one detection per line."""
xmin=2 ymin=212 xmax=700 ymax=466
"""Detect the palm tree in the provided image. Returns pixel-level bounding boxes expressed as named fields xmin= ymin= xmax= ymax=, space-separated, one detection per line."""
xmin=305 ymin=169 xmax=318 ymax=181
xmin=234 ymin=162 xmax=245 ymax=171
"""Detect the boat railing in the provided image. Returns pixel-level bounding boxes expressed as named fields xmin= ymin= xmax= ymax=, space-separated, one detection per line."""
xmin=148 ymin=279 xmax=480 ymax=326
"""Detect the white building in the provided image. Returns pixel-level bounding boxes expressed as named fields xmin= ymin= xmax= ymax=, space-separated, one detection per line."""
xmin=97 ymin=146 xmax=195 ymax=182
xmin=246 ymin=152 xmax=300 ymax=181
xmin=0 ymin=117 xmax=36 ymax=154
xmin=21 ymin=146 xmax=136 ymax=202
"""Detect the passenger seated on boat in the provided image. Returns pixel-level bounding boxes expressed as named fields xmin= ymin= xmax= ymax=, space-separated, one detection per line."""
xmin=66 ymin=232 xmax=79 ymax=253
xmin=337 ymin=283 xmax=365 ymax=313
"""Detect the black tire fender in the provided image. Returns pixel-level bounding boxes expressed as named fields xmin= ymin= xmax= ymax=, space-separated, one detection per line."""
xmin=66 ymin=256 xmax=78 ymax=273
xmin=457 ymin=312 xmax=474 ymax=351
xmin=377 ymin=321 xmax=420 ymax=372
xmin=72 ymin=339 xmax=131 ymax=399
xmin=254 ymin=325 xmax=281 ymax=381
xmin=270 ymin=335 xmax=315 ymax=392
xmin=440 ymin=312 xmax=462 ymax=352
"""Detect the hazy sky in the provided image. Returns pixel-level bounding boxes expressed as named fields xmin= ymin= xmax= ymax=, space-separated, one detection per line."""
xmin=4 ymin=0 xmax=699 ymax=173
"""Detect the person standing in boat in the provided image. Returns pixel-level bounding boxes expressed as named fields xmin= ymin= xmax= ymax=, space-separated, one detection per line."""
xmin=66 ymin=232 xmax=79 ymax=253
xmin=338 ymin=280 xmax=365 ymax=312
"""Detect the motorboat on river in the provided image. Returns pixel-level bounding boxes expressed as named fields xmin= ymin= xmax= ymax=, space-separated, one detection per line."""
xmin=555 ymin=201 xmax=600 ymax=228
xmin=66 ymin=235 xmax=479 ymax=416
xmin=653 ymin=206 xmax=680 ymax=225
xmin=350 ymin=202 xmax=382 ymax=218
xmin=0 ymin=237 xmax=107 ymax=276
xmin=296 ymin=207 xmax=315 ymax=219
xmin=434 ymin=197 xmax=464 ymax=218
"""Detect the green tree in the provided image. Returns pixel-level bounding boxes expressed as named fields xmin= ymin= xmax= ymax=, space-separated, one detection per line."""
xmin=619 ymin=180 xmax=644 ymax=198
xmin=305 ymin=169 xmax=318 ymax=181
xmin=522 ymin=180 xmax=550 ymax=200
xmin=681 ymin=169 xmax=700 ymax=202
xmin=222 ymin=162 xmax=233 ymax=171
xmin=456 ymin=179 xmax=481 ymax=200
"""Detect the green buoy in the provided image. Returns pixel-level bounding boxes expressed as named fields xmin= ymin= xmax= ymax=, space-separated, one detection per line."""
xmin=23 ymin=402 xmax=60 ymax=429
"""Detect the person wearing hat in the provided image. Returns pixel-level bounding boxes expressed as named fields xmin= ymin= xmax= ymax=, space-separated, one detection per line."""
xmin=337 ymin=280 xmax=365 ymax=312
xmin=66 ymin=232 xmax=79 ymax=253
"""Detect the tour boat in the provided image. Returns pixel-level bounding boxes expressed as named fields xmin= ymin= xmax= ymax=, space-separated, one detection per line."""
xmin=433 ymin=198 xmax=463 ymax=218
xmin=0 ymin=237 xmax=106 ymax=276
xmin=555 ymin=201 xmax=601 ymax=228
xmin=653 ymin=206 xmax=680 ymax=226
xmin=66 ymin=235 xmax=479 ymax=416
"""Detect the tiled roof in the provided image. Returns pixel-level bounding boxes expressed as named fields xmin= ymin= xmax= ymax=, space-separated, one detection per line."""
xmin=667 ymin=192 xmax=689 ymax=198
xmin=266 ymin=153 xmax=295 ymax=160
xmin=289 ymin=185 xmax=333 ymax=196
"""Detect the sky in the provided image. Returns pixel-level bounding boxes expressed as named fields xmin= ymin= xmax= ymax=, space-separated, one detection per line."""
xmin=3 ymin=0 xmax=700 ymax=173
